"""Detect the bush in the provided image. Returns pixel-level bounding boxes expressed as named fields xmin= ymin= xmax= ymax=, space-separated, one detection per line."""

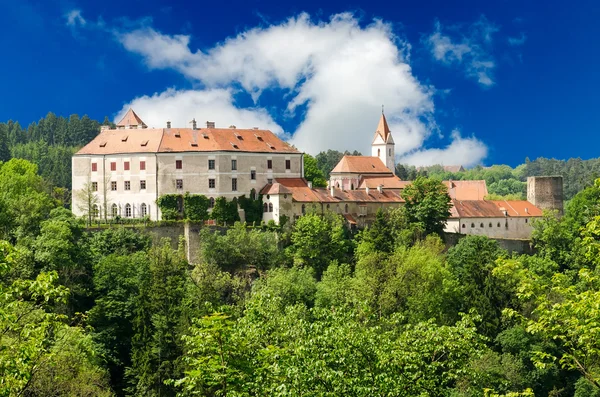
xmin=184 ymin=193 xmax=210 ymax=221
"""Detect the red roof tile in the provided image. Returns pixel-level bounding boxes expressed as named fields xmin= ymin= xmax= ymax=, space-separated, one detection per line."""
xmin=372 ymin=113 xmax=393 ymax=143
xmin=331 ymin=156 xmax=392 ymax=174
xmin=445 ymin=180 xmax=488 ymax=200
xmin=358 ymin=175 xmax=411 ymax=189
xmin=260 ymin=183 xmax=292 ymax=195
xmin=451 ymin=199 xmax=543 ymax=218
xmin=116 ymin=109 xmax=147 ymax=128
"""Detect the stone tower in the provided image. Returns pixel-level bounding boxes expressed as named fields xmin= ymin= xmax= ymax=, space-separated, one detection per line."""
xmin=527 ymin=176 xmax=564 ymax=215
xmin=371 ymin=112 xmax=395 ymax=172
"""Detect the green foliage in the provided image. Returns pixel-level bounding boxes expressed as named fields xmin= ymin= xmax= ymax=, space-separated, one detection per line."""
xmin=253 ymin=266 xmax=317 ymax=308
xmin=237 ymin=192 xmax=263 ymax=224
xmin=401 ymin=176 xmax=452 ymax=235
xmin=210 ymin=197 xmax=240 ymax=225
xmin=288 ymin=212 xmax=352 ymax=278
xmin=198 ymin=223 xmax=282 ymax=272
xmin=315 ymin=149 xmax=361 ymax=179
xmin=157 ymin=194 xmax=182 ymax=220
xmin=303 ymin=153 xmax=327 ymax=187
xmin=183 ymin=193 xmax=210 ymax=221
xmin=88 ymin=227 xmax=151 ymax=262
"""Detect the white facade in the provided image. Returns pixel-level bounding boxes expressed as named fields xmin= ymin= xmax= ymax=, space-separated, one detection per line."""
xmin=371 ymin=133 xmax=395 ymax=172
xmin=445 ymin=217 xmax=535 ymax=240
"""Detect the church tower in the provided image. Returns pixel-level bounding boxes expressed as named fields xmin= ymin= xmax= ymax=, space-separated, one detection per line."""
xmin=371 ymin=112 xmax=395 ymax=172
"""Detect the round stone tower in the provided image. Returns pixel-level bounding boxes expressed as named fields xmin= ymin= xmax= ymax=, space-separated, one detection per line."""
xmin=527 ymin=176 xmax=564 ymax=215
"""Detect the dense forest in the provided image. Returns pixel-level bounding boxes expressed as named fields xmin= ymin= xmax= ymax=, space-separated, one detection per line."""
xmin=3 ymin=156 xmax=600 ymax=396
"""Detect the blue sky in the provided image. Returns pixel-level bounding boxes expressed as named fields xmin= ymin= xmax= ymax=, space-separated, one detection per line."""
xmin=1 ymin=0 xmax=599 ymax=167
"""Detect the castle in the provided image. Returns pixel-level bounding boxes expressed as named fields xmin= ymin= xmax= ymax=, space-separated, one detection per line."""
xmin=72 ymin=109 xmax=563 ymax=239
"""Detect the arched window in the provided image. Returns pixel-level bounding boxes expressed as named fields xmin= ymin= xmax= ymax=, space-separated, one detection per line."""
xmin=125 ymin=204 xmax=132 ymax=217
xmin=480 ymin=223 xmax=484 ymax=228
xmin=141 ymin=203 xmax=147 ymax=217
xmin=263 ymin=203 xmax=268 ymax=213
xmin=326 ymin=204 xmax=330 ymax=210
xmin=489 ymin=222 xmax=492 ymax=227
xmin=389 ymin=148 xmax=391 ymax=156
xmin=268 ymin=203 xmax=273 ymax=212
xmin=350 ymin=183 xmax=354 ymax=190
xmin=471 ymin=223 xmax=475 ymax=228
xmin=111 ymin=204 xmax=118 ymax=217
xmin=525 ymin=218 xmax=528 ymax=223
xmin=377 ymin=148 xmax=381 ymax=157
xmin=462 ymin=224 xmax=465 ymax=228
xmin=497 ymin=222 xmax=501 ymax=227
xmin=250 ymin=189 xmax=256 ymax=200
xmin=336 ymin=182 xmax=340 ymax=188
xmin=345 ymin=204 xmax=349 ymax=213
xmin=92 ymin=205 xmax=99 ymax=218
xmin=301 ymin=204 xmax=306 ymax=214
xmin=209 ymin=197 xmax=215 ymax=208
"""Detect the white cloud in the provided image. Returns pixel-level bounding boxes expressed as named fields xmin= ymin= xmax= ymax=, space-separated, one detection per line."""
xmin=65 ymin=9 xmax=86 ymax=27
xmin=114 ymin=88 xmax=283 ymax=134
xmin=426 ymin=16 xmax=498 ymax=87
xmin=113 ymin=12 xmax=487 ymax=165
xmin=508 ymin=33 xmax=527 ymax=46
xmin=399 ymin=130 xmax=488 ymax=167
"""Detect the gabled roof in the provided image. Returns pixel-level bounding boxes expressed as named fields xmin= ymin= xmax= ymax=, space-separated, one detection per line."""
xmin=358 ymin=175 xmax=411 ymax=190
xmin=260 ymin=183 xmax=292 ymax=195
xmin=443 ymin=165 xmax=465 ymax=173
xmin=75 ymin=127 xmax=300 ymax=155
xmin=372 ymin=113 xmax=392 ymax=144
xmin=445 ymin=180 xmax=488 ymax=201
xmin=331 ymin=156 xmax=392 ymax=174
xmin=274 ymin=178 xmax=404 ymax=204
xmin=450 ymin=199 xmax=543 ymax=218
xmin=116 ymin=109 xmax=147 ymax=128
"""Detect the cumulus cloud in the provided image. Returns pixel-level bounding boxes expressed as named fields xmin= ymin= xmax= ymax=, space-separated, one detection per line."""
xmin=426 ymin=16 xmax=498 ymax=87
xmin=65 ymin=9 xmax=86 ymax=26
xmin=112 ymin=12 xmax=488 ymax=166
xmin=114 ymin=88 xmax=283 ymax=134
xmin=399 ymin=130 xmax=488 ymax=167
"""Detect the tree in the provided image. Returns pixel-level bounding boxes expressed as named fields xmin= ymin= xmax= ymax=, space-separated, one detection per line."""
xmin=210 ymin=197 xmax=239 ymax=225
xmin=183 ymin=193 xmax=210 ymax=221
xmin=288 ymin=212 xmax=352 ymax=278
xmin=75 ymin=180 xmax=100 ymax=225
xmin=401 ymin=176 xmax=452 ymax=235
xmin=303 ymin=153 xmax=327 ymax=187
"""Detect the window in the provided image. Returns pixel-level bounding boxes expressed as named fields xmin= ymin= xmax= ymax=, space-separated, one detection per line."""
xmin=231 ymin=159 xmax=237 ymax=170
xmin=480 ymin=223 xmax=484 ymax=228
xmin=268 ymin=203 xmax=273 ymax=212
xmin=92 ymin=205 xmax=99 ymax=218
xmin=209 ymin=197 xmax=215 ymax=208
xmin=471 ymin=223 xmax=475 ymax=228
xmin=345 ymin=204 xmax=349 ymax=213
xmin=267 ymin=159 xmax=272 ymax=169
xmin=301 ymin=204 xmax=306 ymax=214
xmin=124 ymin=181 xmax=131 ymax=191
xmin=497 ymin=222 xmax=501 ymax=227
xmin=251 ymin=170 xmax=256 ymax=180
xmin=176 ymin=179 xmax=183 ymax=189
xmin=140 ymin=180 xmax=146 ymax=190
xmin=141 ymin=203 xmax=147 ymax=217
xmin=326 ymin=204 xmax=330 ymax=210
xmin=176 ymin=160 xmax=182 ymax=169
xmin=525 ymin=218 xmax=528 ymax=223
xmin=378 ymin=148 xmax=381 ymax=157
xmin=92 ymin=182 xmax=98 ymax=191
xmin=209 ymin=179 xmax=216 ymax=189
xmin=268 ymin=178 xmax=273 ymax=184
xmin=462 ymin=224 xmax=466 ymax=228
xmin=125 ymin=204 xmax=132 ymax=217
xmin=232 ymin=178 xmax=237 ymax=191
xmin=489 ymin=222 xmax=493 ymax=227
xmin=285 ymin=160 xmax=291 ymax=170
xmin=124 ymin=161 xmax=130 ymax=171
xmin=263 ymin=203 xmax=268 ymax=212
xmin=111 ymin=181 xmax=117 ymax=191
xmin=110 ymin=162 xmax=116 ymax=171
xmin=389 ymin=148 xmax=391 ymax=156
xmin=140 ymin=161 xmax=146 ymax=171
xmin=91 ymin=162 xmax=97 ymax=172
xmin=111 ymin=204 xmax=118 ymax=217
xmin=208 ymin=159 xmax=215 ymax=170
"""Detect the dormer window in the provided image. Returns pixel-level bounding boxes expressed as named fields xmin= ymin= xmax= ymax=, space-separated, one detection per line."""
xmin=190 ymin=142 xmax=198 ymax=147
xmin=231 ymin=142 xmax=239 ymax=149
xmin=141 ymin=140 xmax=148 ymax=147
xmin=121 ymin=136 xmax=128 ymax=142
xmin=202 ymin=133 xmax=209 ymax=139
xmin=255 ymin=134 xmax=263 ymax=141
xmin=99 ymin=142 xmax=107 ymax=147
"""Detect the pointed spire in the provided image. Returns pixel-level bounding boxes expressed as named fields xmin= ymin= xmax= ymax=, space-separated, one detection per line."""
xmin=116 ymin=108 xmax=147 ymax=129
xmin=374 ymin=112 xmax=391 ymax=142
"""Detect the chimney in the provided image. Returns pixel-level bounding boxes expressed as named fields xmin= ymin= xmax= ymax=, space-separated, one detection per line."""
xmin=525 ymin=207 xmax=529 ymax=214
xmin=229 ymin=125 xmax=236 ymax=129
xmin=308 ymin=181 xmax=313 ymax=189
xmin=189 ymin=118 xmax=197 ymax=130
xmin=206 ymin=121 xmax=215 ymax=129
xmin=377 ymin=184 xmax=383 ymax=193
xmin=366 ymin=186 xmax=370 ymax=196
xmin=166 ymin=121 xmax=171 ymax=129
xmin=330 ymin=185 xmax=335 ymax=197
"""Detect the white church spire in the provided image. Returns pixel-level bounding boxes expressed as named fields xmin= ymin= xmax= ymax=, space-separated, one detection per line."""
xmin=371 ymin=111 xmax=395 ymax=172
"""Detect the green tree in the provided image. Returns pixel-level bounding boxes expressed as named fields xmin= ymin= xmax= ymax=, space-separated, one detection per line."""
xmin=401 ymin=176 xmax=452 ymax=236
xmin=303 ymin=153 xmax=327 ymax=187
xmin=210 ymin=197 xmax=239 ymax=225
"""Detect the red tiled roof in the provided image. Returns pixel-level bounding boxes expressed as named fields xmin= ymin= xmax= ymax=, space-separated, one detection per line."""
xmin=274 ymin=178 xmax=404 ymax=204
xmin=344 ymin=213 xmax=357 ymax=224
xmin=445 ymin=180 xmax=488 ymax=200
xmin=358 ymin=175 xmax=411 ymax=189
xmin=75 ymin=127 xmax=300 ymax=155
xmin=331 ymin=156 xmax=392 ymax=174
xmin=443 ymin=165 xmax=465 ymax=173
xmin=116 ymin=109 xmax=147 ymax=128
xmin=260 ymin=183 xmax=292 ymax=195
xmin=372 ymin=113 xmax=393 ymax=143
xmin=451 ymin=199 xmax=543 ymax=218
